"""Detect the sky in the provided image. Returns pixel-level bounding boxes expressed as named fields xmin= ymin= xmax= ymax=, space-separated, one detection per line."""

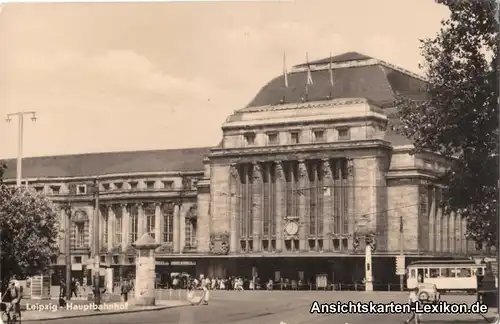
xmin=0 ymin=0 xmax=450 ymax=159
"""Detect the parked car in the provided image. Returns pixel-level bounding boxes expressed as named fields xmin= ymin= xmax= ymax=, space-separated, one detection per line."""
xmin=417 ymin=282 xmax=440 ymax=304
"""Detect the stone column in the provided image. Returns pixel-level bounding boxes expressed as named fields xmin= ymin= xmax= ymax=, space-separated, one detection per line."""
xmin=60 ymin=207 xmax=66 ymax=254
xmin=107 ymin=205 xmax=115 ymax=251
xmin=173 ymin=203 xmax=181 ymax=253
xmin=252 ymin=162 xmax=263 ymax=252
xmin=298 ymin=160 xmax=307 ymax=251
xmin=121 ymin=204 xmax=129 ymax=250
xmin=229 ymin=164 xmax=239 ymax=254
xmin=138 ymin=203 xmax=145 ymax=239
xmin=346 ymin=158 xmax=355 ymax=249
xmin=154 ymin=203 xmax=161 ymax=244
xmin=429 ymin=188 xmax=436 ymax=253
xmin=275 ymin=161 xmax=285 ymax=252
xmin=322 ymin=159 xmax=333 ymax=251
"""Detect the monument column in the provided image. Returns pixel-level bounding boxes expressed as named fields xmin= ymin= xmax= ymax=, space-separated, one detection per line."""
xmin=252 ymin=162 xmax=263 ymax=252
xmin=107 ymin=205 xmax=115 ymax=251
xmin=121 ymin=204 xmax=130 ymax=250
xmin=173 ymin=202 xmax=181 ymax=253
xmin=154 ymin=203 xmax=162 ymax=244
xmin=322 ymin=159 xmax=333 ymax=251
xmin=298 ymin=160 xmax=308 ymax=251
xmin=275 ymin=161 xmax=285 ymax=252
xmin=229 ymin=164 xmax=239 ymax=254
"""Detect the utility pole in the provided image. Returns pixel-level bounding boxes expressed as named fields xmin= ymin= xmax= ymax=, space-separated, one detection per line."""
xmin=92 ymin=178 xmax=101 ymax=307
xmin=5 ymin=111 xmax=37 ymax=187
xmin=64 ymin=204 xmax=72 ymax=300
xmin=399 ymin=216 xmax=405 ymax=291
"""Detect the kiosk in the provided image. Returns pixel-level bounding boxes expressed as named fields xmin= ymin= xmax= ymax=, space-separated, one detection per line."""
xmin=29 ymin=275 xmax=51 ymax=300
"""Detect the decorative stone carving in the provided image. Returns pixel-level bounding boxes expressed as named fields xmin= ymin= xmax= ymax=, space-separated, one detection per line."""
xmin=72 ymin=210 xmax=88 ymax=223
xmin=352 ymin=233 xmax=360 ymax=251
xmin=100 ymin=246 xmax=108 ymax=253
xmin=185 ymin=205 xmax=198 ymax=221
xmin=110 ymin=244 xmax=121 ymax=254
xmin=365 ymin=232 xmax=377 ymax=252
xmin=352 ymin=231 xmax=376 ymax=252
xmin=275 ymin=161 xmax=284 ymax=179
xmin=346 ymin=157 xmax=354 ymax=177
xmin=230 ymin=164 xmax=238 ymax=179
xmin=298 ymin=160 xmax=307 ymax=178
xmin=252 ymin=163 xmax=262 ymax=182
xmin=125 ymin=245 xmax=136 ymax=254
xmin=161 ymin=202 xmax=175 ymax=215
xmin=209 ymin=233 xmax=230 ymax=255
xmin=156 ymin=243 xmax=174 ymax=253
xmin=322 ymin=159 xmax=332 ymax=178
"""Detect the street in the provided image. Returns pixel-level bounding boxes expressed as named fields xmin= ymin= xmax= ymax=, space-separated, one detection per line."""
xmin=30 ymin=291 xmax=496 ymax=324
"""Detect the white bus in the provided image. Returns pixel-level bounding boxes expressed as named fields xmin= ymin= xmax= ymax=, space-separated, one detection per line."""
xmin=406 ymin=260 xmax=486 ymax=293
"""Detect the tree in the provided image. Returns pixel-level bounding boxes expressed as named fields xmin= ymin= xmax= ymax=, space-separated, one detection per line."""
xmin=0 ymin=185 xmax=61 ymax=291
xmin=396 ymin=0 xmax=498 ymax=248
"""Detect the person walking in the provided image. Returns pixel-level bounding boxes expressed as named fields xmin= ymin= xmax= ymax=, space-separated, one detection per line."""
xmin=120 ymin=280 xmax=130 ymax=302
xmin=405 ymin=287 xmax=421 ymax=324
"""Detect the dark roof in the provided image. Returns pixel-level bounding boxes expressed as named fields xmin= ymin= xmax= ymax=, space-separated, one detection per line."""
xmin=2 ymin=147 xmax=212 ymax=180
xmin=294 ymin=51 xmax=372 ymax=67
xmin=245 ymin=52 xmax=426 ymax=109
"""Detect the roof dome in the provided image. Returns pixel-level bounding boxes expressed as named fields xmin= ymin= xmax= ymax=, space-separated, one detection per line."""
xmin=244 ymin=51 xmax=426 ymax=109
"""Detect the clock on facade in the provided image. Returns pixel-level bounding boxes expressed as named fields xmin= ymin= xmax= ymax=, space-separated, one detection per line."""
xmin=285 ymin=221 xmax=299 ymax=235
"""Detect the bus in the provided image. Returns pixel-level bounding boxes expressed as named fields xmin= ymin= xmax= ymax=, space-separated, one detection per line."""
xmin=406 ymin=260 xmax=486 ymax=293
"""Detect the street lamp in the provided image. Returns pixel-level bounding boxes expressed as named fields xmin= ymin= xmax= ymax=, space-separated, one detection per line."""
xmin=5 ymin=111 xmax=37 ymax=187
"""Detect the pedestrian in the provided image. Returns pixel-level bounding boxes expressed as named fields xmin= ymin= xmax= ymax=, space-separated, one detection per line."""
xmin=71 ymin=278 xmax=78 ymax=298
xmin=120 ymin=280 xmax=130 ymax=302
xmin=405 ymin=287 xmax=421 ymax=324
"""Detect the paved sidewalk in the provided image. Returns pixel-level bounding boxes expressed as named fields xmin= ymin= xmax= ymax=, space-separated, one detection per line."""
xmin=19 ymin=300 xmax=189 ymax=322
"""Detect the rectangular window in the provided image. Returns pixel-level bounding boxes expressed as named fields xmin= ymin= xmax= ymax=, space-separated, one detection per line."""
xmin=290 ymin=132 xmax=300 ymax=144
xmin=162 ymin=181 xmax=174 ymax=189
xmin=244 ymin=132 xmax=256 ymax=145
xmin=162 ymin=204 xmax=174 ymax=243
xmin=34 ymin=186 xmax=44 ymax=193
xmin=129 ymin=205 xmax=139 ymax=244
xmin=77 ymin=185 xmax=87 ymax=195
xmin=102 ymin=183 xmax=111 ymax=191
xmin=145 ymin=203 xmax=155 ymax=239
xmin=74 ymin=256 xmax=82 ymax=264
xmin=75 ymin=223 xmax=85 ymax=247
xmin=185 ymin=219 xmax=196 ymax=247
xmin=267 ymin=132 xmax=278 ymax=145
xmin=338 ymin=127 xmax=350 ymax=140
xmin=313 ymin=129 xmax=325 ymax=142
xmin=114 ymin=182 xmax=123 ymax=190
xmin=129 ymin=182 xmax=138 ymax=190
xmin=145 ymin=181 xmax=155 ymax=189
xmin=114 ymin=206 xmax=122 ymax=245
xmin=50 ymin=186 xmax=61 ymax=194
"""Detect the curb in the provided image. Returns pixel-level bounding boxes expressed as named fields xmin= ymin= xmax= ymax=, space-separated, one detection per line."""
xmin=23 ymin=303 xmax=190 ymax=322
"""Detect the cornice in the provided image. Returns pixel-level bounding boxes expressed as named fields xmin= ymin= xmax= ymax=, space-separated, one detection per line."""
xmin=209 ymin=139 xmax=392 ymax=160
xmin=2 ymin=170 xmax=204 ymax=184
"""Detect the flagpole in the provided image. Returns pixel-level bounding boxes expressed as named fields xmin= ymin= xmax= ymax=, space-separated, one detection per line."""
xmin=399 ymin=215 xmax=404 ymax=291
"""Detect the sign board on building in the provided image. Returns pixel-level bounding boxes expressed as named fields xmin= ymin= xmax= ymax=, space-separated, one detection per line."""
xmin=171 ymin=261 xmax=196 ymax=266
xmin=71 ymin=263 xmax=83 ymax=271
xmin=395 ymin=255 xmax=406 ymax=275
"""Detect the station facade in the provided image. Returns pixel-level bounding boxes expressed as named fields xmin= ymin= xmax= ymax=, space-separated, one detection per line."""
xmin=3 ymin=52 xmax=479 ymax=288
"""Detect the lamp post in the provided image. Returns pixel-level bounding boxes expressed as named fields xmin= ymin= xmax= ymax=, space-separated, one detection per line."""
xmin=91 ymin=178 xmax=101 ymax=307
xmin=5 ymin=112 xmax=37 ymax=187
xmin=62 ymin=203 xmax=72 ymax=300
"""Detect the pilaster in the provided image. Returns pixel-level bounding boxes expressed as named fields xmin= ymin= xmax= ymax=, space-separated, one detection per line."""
xmin=298 ymin=160 xmax=307 ymax=251
xmin=229 ymin=164 xmax=239 ymax=254
xmin=107 ymin=205 xmax=115 ymax=251
xmin=275 ymin=161 xmax=285 ymax=252
xmin=347 ymin=158 xmax=355 ymax=248
xmin=138 ymin=203 xmax=145 ymax=238
xmin=429 ymin=188 xmax=436 ymax=252
xmin=155 ymin=203 xmax=161 ymax=244
xmin=252 ymin=162 xmax=263 ymax=252
xmin=121 ymin=204 xmax=129 ymax=250
xmin=322 ymin=159 xmax=333 ymax=251
xmin=173 ymin=202 xmax=181 ymax=253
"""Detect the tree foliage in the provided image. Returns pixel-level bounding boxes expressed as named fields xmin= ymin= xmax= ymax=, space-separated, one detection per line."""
xmin=0 ymin=184 xmax=60 ymax=290
xmin=396 ymin=0 xmax=499 ymax=247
